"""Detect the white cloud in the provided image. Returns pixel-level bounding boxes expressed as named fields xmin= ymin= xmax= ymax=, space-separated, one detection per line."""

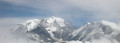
xmin=0 ymin=17 xmax=40 ymax=43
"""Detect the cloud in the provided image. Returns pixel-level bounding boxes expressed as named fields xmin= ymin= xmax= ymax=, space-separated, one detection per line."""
xmin=1 ymin=0 xmax=120 ymax=22
xmin=0 ymin=30 xmax=39 ymax=43
xmin=0 ymin=17 xmax=41 ymax=43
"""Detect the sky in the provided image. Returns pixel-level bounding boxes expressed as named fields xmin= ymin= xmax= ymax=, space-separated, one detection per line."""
xmin=0 ymin=0 xmax=120 ymax=43
xmin=0 ymin=0 xmax=120 ymax=27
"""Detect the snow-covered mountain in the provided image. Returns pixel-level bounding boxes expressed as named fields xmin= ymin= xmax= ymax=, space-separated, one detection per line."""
xmin=13 ymin=16 xmax=77 ymax=42
xmin=13 ymin=16 xmax=120 ymax=43
xmin=69 ymin=20 xmax=120 ymax=42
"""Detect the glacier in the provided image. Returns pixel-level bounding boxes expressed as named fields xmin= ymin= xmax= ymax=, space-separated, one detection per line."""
xmin=12 ymin=16 xmax=120 ymax=43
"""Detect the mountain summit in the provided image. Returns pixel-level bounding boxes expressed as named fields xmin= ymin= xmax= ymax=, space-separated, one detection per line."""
xmin=13 ymin=16 xmax=120 ymax=43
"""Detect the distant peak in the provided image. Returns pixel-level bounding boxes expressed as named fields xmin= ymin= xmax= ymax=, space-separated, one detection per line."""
xmin=25 ymin=19 xmax=40 ymax=23
xmin=87 ymin=22 xmax=91 ymax=24
xmin=51 ymin=16 xmax=56 ymax=18
xmin=45 ymin=16 xmax=65 ymax=27
xmin=48 ymin=16 xmax=63 ymax=20
xmin=85 ymin=20 xmax=119 ymax=29
xmin=94 ymin=20 xmax=120 ymax=29
xmin=101 ymin=20 xmax=110 ymax=23
xmin=99 ymin=20 xmax=115 ymax=25
xmin=45 ymin=16 xmax=64 ymax=22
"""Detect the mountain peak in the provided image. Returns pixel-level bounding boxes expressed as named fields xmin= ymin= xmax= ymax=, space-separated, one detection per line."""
xmin=20 ymin=16 xmax=69 ymax=31
xmin=45 ymin=16 xmax=65 ymax=27
xmin=86 ymin=20 xmax=119 ymax=30
xmin=51 ymin=16 xmax=57 ymax=19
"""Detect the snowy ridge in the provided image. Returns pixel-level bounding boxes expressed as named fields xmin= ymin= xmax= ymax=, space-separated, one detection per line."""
xmin=21 ymin=16 xmax=67 ymax=32
xmin=22 ymin=19 xmax=40 ymax=31
xmin=13 ymin=16 xmax=120 ymax=43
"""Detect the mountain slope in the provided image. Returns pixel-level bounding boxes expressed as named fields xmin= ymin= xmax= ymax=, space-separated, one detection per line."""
xmin=70 ymin=20 xmax=120 ymax=42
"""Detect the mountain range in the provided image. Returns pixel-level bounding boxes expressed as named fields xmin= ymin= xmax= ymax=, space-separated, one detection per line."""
xmin=12 ymin=16 xmax=120 ymax=43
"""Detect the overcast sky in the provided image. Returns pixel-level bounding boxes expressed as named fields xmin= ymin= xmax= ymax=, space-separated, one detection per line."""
xmin=0 ymin=0 xmax=120 ymax=27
